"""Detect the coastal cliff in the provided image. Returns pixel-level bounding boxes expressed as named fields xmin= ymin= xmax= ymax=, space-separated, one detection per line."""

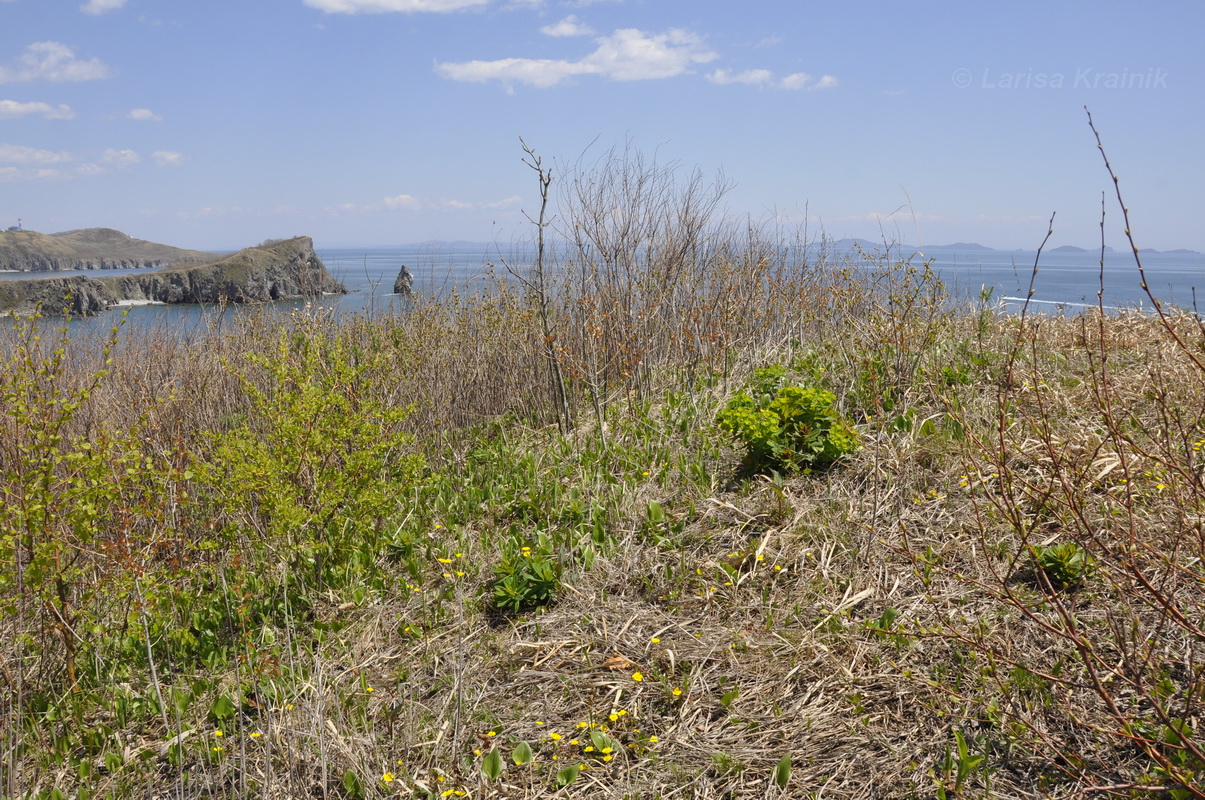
xmin=0 ymin=227 xmax=215 ymax=272
xmin=0 ymin=237 xmax=344 ymax=316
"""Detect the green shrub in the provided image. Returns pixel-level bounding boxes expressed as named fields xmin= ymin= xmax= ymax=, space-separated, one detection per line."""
xmin=717 ymin=369 xmax=859 ymax=474
xmin=200 ymin=313 xmax=425 ymax=592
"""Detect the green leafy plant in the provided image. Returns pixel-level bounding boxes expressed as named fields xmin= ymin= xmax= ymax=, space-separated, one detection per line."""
xmin=717 ymin=369 xmax=859 ymax=474
xmin=489 ymin=537 xmax=561 ymax=614
xmin=1031 ymin=542 xmax=1092 ymax=591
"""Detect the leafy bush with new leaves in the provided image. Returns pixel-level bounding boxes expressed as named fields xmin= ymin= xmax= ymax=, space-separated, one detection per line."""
xmin=717 ymin=367 xmax=859 ymax=474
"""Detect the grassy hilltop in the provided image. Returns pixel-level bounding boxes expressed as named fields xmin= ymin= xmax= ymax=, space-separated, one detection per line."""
xmin=1 ymin=155 xmax=1202 ymax=799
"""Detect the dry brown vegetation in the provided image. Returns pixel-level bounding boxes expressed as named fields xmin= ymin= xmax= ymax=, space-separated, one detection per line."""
xmin=1 ymin=144 xmax=1202 ymax=800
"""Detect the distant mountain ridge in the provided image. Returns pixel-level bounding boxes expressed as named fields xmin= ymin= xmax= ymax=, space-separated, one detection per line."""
xmin=0 ymin=227 xmax=216 ymax=272
xmin=822 ymin=238 xmax=1199 ymax=256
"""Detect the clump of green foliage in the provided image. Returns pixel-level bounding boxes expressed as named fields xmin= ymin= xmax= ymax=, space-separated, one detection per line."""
xmin=489 ymin=533 xmax=562 ymax=614
xmin=1031 ymin=541 xmax=1092 ymax=591
xmin=717 ymin=366 xmax=859 ymax=474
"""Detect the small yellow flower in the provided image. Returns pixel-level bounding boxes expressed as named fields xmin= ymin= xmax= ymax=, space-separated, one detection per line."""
xmin=212 ymin=745 xmax=223 ymax=752
xmin=454 ymin=552 xmax=463 ymax=558
xmin=584 ymin=746 xmax=594 ymax=752
xmin=550 ymin=732 xmax=562 ymax=741
xmin=672 ymin=687 xmax=682 ymax=696
xmin=601 ymin=747 xmax=613 ymax=754
xmin=366 ymin=687 xmax=374 ymax=693
xmin=285 ymin=703 xmax=294 ymax=711
xmin=650 ymin=637 xmax=661 ymax=643
xmin=631 ymin=672 xmax=643 ymax=682
xmin=486 ymin=731 xmax=496 ymax=737
xmin=648 ymin=735 xmax=659 ymax=743
xmin=250 ymin=731 xmax=262 ymax=739
xmin=382 ymin=773 xmax=395 ymax=783
xmin=569 ymin=739 xmax=579 ymax=746
xmin=617 ymin=710 xmax=627 ymax=716
xmin=608 ymin=713 xmax=618 ymax=722
xmin=535 ymin=720 xmax=544 ymax=725
xmin=214 ymin=730 xmax=223 ymax=737
xmin=603 ymin=755 xmax=613 ymax=761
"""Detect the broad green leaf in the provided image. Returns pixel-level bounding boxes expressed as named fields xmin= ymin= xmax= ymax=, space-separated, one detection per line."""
xmin=773 ymin=754 xmax=792 ymax=788
xmin=481 ymin=748 xmax=503 ymax=780
xmin=210 ymin=695 xmax=235 ymax=720
xmin=555 ymin=764 xmax=581 ymax=787
xmin=512 ymin=740 xmax=534 ymax=765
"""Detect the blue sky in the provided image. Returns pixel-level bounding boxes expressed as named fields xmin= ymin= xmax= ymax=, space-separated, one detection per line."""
xmin=1 ymin=0 xmax=1202 ymax=251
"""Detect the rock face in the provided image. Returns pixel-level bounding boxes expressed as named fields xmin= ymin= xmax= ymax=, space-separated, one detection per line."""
xmin=0 ymin=227 xmax=216 ymax=272
xmin=393 ymin=265 xmax=414 ymax=296
xmin=0 ymin=237 xmax=345 ymax=316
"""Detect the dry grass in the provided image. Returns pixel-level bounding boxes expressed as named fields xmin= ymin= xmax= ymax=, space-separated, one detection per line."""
xmin=1 ymin=188 xmax=1202 ymax=797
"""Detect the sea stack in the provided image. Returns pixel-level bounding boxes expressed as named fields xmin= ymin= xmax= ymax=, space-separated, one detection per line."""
xmin=393 ymin=265 xmax=414 ymax=296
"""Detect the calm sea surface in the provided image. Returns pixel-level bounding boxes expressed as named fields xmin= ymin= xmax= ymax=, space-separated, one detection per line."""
xmin=4 ymin=244 xmax=1201 ymax=333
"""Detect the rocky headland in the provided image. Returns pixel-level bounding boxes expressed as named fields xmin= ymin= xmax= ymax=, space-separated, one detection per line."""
xmin=0 ymin=227 xmax=216 ymax=272
xmin=0 ymin=236 xmax=345 ymax=316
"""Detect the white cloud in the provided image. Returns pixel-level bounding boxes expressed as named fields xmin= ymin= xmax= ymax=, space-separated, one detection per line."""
xmin=707 ymin=69 xmax=837 ymax=91
xmin=80 ymin=0 xmax=126 ymax=15
xmin=128 ymin=107 xmax=163 ymax=122
xmin=0 ymin=42 xmax=114 ymax=84
xmin=0 ymin=142 xmax=72 ymax=164
xmin=103 ymin=148 xmax=141 ymax=166
xmin=778 ymin=72 xmax=810 ymax=90
xmin=707 ymin=68 xmax=773 ymax=87
xmin=0 ymin=166 xmax=69 ymax=182
xmin=302 ymin=0 xmax=488 ymax=13
xmin=151 ymin=150 xmax=188 ymax=166
xmin=0 ymin=99 xmax=74 ymax=119
xmin=540 ymin=15 xmax=594 ymax=37
xmin=485 ymin=194 xmax=522 ymax=209
xmin=383 ymin=193 xmax=421 ymax=210
xmin=437 ymin=27 xmax=716 ymax=88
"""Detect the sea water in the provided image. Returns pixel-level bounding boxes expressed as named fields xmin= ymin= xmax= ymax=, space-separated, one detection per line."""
xmin=4 ymin=243 xmax=1202 ymax=333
